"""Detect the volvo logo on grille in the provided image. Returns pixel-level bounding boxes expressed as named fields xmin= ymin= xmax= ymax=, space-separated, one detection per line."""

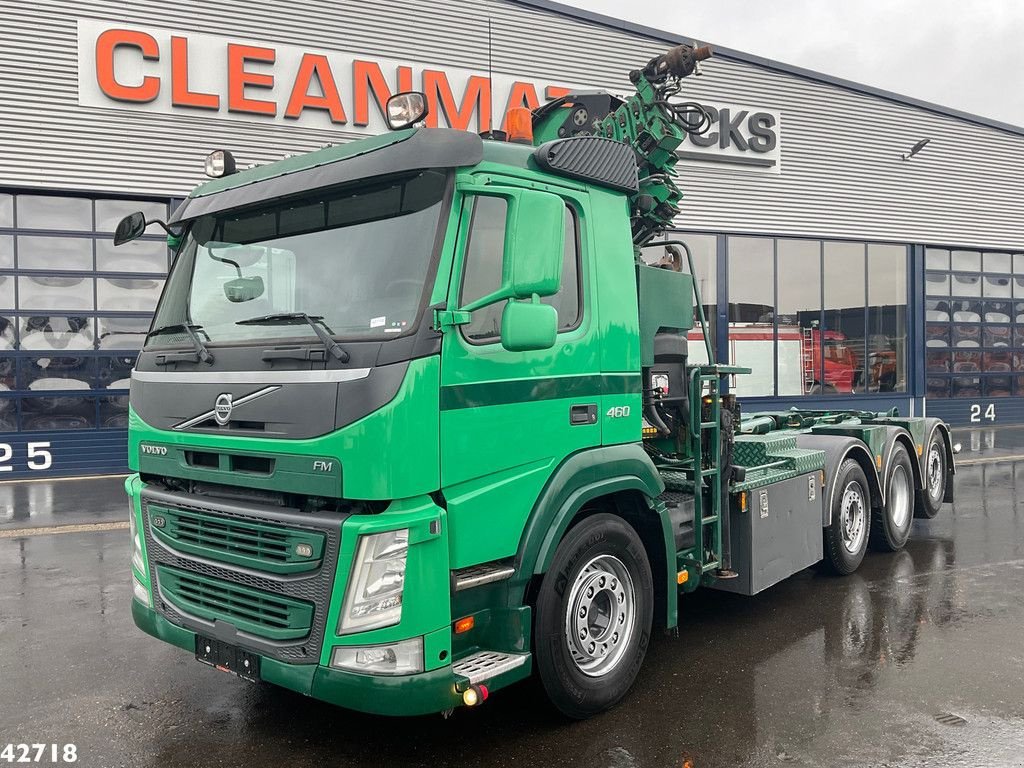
xmin=214 ymin=393 xmax=233 ymax=426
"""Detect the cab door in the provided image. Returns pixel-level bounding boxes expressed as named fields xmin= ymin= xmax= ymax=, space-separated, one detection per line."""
xmin=439 ymin=180 xmax=601 ymax=567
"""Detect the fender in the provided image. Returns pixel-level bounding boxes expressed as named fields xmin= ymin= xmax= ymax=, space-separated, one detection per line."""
xmin=510 ymin=443 xmax=677 ymax=626
xmin=877 ymin=426 xmax=923 ymax=506
xmin=794 ymin=434 xmax=880 ymax=526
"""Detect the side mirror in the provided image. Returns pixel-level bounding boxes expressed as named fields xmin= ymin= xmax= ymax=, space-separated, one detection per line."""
xmin=500 ymin=298 xmax=557 ymax=352
xmin=223 ymin=276 xmax=265 ymax=303
xmin=113 ymin=212 xmax=147 ymax=246
xmin=502 ymin=189 xmax=564 ymax=299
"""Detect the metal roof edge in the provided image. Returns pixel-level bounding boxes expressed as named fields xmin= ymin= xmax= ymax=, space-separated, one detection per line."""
xmin=506 ymin=0 xmax=1024 ymax=139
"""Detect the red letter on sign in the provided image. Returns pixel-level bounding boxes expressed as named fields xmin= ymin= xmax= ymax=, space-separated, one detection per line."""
xmin=285 ymin=54 xmax=346 ymax=123
xmin=227 ymin=44 xmax=276 ymax=116
xmin=95 ymin=29 xmax=160 ymax=103
xmin=422 ymin=71 xmax=490 ymax=132
xmin=545 ymin=85 xmax=572 ymax=100
xmin=171 ymin=36 xmax=219 ymax=110
xmin=353 ymin=61 xmax=413 ymax=127
xmin=503 ymin=81 xmax=540 ymax=131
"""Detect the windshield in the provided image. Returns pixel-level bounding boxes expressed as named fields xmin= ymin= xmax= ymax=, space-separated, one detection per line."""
xmin=147 ymin=171 xmax=448 ymax=348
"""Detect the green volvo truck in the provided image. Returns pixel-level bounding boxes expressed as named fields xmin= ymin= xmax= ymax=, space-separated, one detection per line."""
xmin=119 ymin=44 xmax=955 ymax=719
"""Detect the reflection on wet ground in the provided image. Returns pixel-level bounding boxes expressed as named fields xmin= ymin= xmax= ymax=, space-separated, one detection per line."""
xmin=1 ymin=463 xmax=1023 ymax=767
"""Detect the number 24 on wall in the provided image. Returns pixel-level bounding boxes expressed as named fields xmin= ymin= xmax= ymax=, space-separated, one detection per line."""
xmin=970 ymin=403 xmax=996 ymax=423
xmin=0 ymin=442 xmax=53 ymax=472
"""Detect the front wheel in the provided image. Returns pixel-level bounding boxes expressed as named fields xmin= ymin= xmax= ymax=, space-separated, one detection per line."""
xmin=534 ymin=513 xmax=653 ymax=719
xmin=823 ymin=459 xmax=871 ymax=575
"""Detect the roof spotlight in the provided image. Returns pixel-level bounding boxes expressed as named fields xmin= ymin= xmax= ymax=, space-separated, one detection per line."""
xmin=204 ymin=149 xmax=238 ymax=178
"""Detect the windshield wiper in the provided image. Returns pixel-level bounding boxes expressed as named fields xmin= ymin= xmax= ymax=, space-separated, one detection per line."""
xmin=236 ymin=313 xmax=350 ymax=362
xmin=146 ymin=323 xmax=214 ymax=364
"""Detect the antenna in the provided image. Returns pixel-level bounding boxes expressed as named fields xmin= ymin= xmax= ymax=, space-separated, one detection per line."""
xmin=487 ymin=18 xmax=495 ymax=134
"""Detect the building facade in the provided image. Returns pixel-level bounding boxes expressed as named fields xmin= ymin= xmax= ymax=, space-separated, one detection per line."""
xmin=1 ymin=0 xmax=1023 ymax=478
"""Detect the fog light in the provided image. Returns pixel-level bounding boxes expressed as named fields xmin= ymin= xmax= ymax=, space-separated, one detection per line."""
xmin=330 ymin=637 xmax=423 ymax=676
xmin=462 ymin=684 xmax=488 ymax=707
xmin=295 ymin=543 xmax=313 ymax=558
xmin=132 ymin=575 xmax=151 ymax=608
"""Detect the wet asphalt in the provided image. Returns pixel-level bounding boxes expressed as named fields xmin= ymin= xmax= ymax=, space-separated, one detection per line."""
xmin=1 ymin=432 xmax=1023 ymax=767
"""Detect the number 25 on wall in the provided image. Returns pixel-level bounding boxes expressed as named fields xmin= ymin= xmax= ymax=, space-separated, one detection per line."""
xmin=970 ymin=403 xmax=996 ymax=423
xmin=0 ymin=442 xmax=53 ymax=472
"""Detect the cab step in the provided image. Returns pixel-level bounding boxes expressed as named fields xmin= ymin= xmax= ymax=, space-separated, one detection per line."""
xmin=452 ymin=650 xmax=529 ymax=684
xmin=453 ymin=562 xmax=515 ymax=592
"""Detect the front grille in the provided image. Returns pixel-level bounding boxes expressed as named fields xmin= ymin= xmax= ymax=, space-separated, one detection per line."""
xmin=141 ymin=486 xmax=346 ymax=664
xmin=157 ymin=564 xmax=314 ymax=641
xmin=149 ymin=504 xmax=326 ymax=575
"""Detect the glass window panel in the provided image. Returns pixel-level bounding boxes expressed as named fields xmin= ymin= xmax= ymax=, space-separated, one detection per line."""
xmin=984 ymin=252 xmax=1012 ymax=273
xmin=99 ymin=396 xmax=129 ymax=429
xmin=925 ymin=272 xmax=949 ymax=296
xmin=97 ymin=354 xmax=137 ymax=389
xmin=96 ymin=237 xmax=168 ymax=273
xmin=926 ymin=351 xmax=950 ymax=373
xmin=950 ymin=250 xmax=981 ymax=271
xmin=728 ymin=236 xmax=774 ymax=396
xmin=0 ymin=275 xmax=13 ymax=310
xmin=983 ymin=275 xmax=1012 ymax=298
xmin=17 ymin=236 xmax=93 ymax=271
xmin=460 ymin=196 xmax=508 ymax=342
xmin=95 ymin=199 xmax=167 ymax=233
xmin=926 ymin=378 xmax=949 ymax=398
xmin=777 ymin=239 xmax=820 ymax=396
xmin=951 ymin=274 xmax=981 ymax=297
xmin=97 ymin=277 xmax=164 ymax=312
xmin=1015 ymin=302 xmax=1024 ymax=324
xmin=868 ymin=244 xmax=907 ymax=393
xmin=20 ymin=396 xmax=95 ymax=430
xmin=19 ymin=315 xmax=94 ymax=351
xmin=97 ymin=316 xmax=150 ymax=349
xmin=0 ymin=314 xmax=15 ymax=352
xmin=18 ymin=355 xmax=95 ymax=391
xmin=1015 ymin=255 xmax=1024 ymax=274
xmin=925 ymin=299 xmax=950 ymax=322
xmin=0 ymin=235 xmax=12 ymax=269
xmin=17 ymin=195 xmax=92 ymax=231
xmin=0 ymin=194 xmax=12 ymax=228
xmin=643 ymin=233 xmax=717 ymax=358
xmin=0 ymin=400 xmax=15 ymax=432
xmin=1014 ymin=278 xmax=1024 ymax=299
xmin=984 ymin=327 xmax=1011 ymax=346
xmin=984 ymin=301 xmax=1012 ymax=324
xmin=539 ymin=208 xmax=581 ymax=332
xmin=925 ymin=248 xmax=949 ymax=270
xmin=17 ymin=275 xmax=94 ymax=311
xmin=823 ymin=242 xmax=866 ymax=394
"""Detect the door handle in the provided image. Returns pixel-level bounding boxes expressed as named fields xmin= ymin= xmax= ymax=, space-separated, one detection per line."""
xmin=570 ymin=404 xmax=598 ymax=425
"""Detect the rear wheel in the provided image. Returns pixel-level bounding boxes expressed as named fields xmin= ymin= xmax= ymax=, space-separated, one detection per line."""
xmin=534 ymin=513 xmax=653 ymax=719
xmin=823 ymin=459 xmax=870 ymax=575
xmin=915 ymin=431 xmax=948 ymax=519
xmin=870 ymin=443 xmax=914 ymax=551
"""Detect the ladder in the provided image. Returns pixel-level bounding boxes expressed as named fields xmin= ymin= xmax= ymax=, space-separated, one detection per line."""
xmin=687 ymin=367 xmax=722 ymax=574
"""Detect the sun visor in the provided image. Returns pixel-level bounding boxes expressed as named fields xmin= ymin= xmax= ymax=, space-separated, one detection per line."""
xmin=170 ymin=128 xmax=483 ymax=224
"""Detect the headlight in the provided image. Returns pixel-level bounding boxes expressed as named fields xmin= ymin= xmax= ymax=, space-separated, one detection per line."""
xmin=338 ymin=529 xmax=409 ymax=634
xmin=330 ymin=637 xmax=423 ymax=676
xmin=132 ymin=574 xmax=151 ymax=608
xmin=129 ymin=502 xmax=144 ymax=574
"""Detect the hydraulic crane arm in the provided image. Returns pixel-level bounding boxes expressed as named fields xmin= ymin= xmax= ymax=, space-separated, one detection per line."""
xmin=532 ymin=44 xmax=713 ymax=245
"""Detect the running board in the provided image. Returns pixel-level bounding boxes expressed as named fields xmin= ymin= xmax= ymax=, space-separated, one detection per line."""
xmin=453 ymin=562 xmax=515 ymax=591
xmin=451 ymin=651 xmax=529 ymax=685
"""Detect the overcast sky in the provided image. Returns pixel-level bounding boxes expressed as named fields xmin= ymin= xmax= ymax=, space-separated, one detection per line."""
xmin=561 ymin=0 xmax=1024 ymax=127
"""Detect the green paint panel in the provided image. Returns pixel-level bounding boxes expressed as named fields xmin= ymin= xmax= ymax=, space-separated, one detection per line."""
xmin=156 ymin=564 xmax=315 ymax=641
xmin=440 ymin=373 xmax=640 ymax=410
xmin=149 ymin=505 xmax=326 ymax=575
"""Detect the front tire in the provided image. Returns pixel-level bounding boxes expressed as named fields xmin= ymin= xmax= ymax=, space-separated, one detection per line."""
xmin=534 ymin=513 xmax=653 ymax=719
xmin=823 ymin=459 xmax=871 ymax=575
xmin=870 ymin=443 xmax=914 ymax=551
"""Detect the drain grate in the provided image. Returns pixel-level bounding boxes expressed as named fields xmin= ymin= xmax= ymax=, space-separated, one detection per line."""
xmin=934 ymin=712 xmax=968 ymax=726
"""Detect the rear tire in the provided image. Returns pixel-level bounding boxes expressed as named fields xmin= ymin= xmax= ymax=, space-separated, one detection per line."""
xmin=534 ymin=513 xmax=653 ymax=719
xmin=823 ymin=459 xmax=870 ymax=575
xmin=915 ymin=431 xmax=948 ymax=519
xmin=870 ymin=443 xmax=914 ymax=551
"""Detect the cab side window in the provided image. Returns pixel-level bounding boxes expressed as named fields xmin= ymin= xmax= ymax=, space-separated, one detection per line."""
xmin=460 ymin=197 xmax=581 ymax=343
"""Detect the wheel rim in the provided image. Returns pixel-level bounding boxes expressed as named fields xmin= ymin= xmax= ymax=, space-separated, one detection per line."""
xmin=564 ymin=554 xmax=636 ymax=677
xmin=840 ymin=481 xmax=867 ymax=555
xmin=926 ymin=445 xmax=944 ymax=502
xmin=889 ymin=464 xmax=912 ymax=529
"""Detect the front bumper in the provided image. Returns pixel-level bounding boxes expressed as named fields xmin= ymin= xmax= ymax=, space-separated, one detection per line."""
xmin=132 ymin=599 xmax=464 ymax=716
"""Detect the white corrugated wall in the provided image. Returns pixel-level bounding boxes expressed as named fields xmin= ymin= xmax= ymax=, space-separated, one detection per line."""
xmin=1 ymin=0 xmax=1022 ymax=249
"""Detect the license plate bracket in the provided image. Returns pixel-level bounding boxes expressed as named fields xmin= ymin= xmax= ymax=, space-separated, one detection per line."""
xmin=195 ymin=636 xmax=261 ymax=683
